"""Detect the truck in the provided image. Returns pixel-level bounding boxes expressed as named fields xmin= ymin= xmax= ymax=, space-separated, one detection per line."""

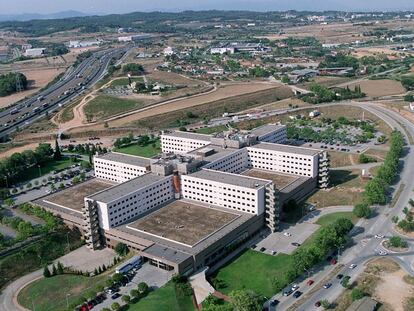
xmin=115 ymin=256 xmax=142 ymax=274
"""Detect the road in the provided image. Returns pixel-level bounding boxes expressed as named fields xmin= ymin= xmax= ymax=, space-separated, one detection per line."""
xmin=0 ymin=45 xmax=131 ymax=139
xmin=272 ymin=102 xmax=414 ymax=310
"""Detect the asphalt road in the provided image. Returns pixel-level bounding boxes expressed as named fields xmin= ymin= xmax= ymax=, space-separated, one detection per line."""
xmin=0 ymin=45 xmax=130 ymax=139
xmin=272 ymin=102 xmax=414 ymax=310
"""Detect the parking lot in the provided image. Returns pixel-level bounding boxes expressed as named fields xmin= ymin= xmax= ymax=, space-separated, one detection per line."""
xmin=253 ymin=222 xmax=319 ymax=256
xmin=97 ymin=262 xmax=173 ymax=310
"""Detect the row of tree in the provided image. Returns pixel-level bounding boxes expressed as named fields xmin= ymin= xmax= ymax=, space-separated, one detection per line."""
xmin=0 ymin=142 xmax=62 ymax=187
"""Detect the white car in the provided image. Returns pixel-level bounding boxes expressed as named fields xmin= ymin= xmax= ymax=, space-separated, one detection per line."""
xmin=284 ymin=232 xmax=292 ymax=237
xmin=349 ymin=264 xmax=357 ymax=269
xmin=378 ymin=250 xmax=388 ymax=256
xmin=291 ymin=284 xmax=299 ymax=291
xmin=375 ymin=234 xmax=384 ymax=239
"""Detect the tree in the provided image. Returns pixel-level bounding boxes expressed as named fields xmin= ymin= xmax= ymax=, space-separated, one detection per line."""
xmin=121 ymin=295 xmax=130 ymax=304
xmin=138 ymin=282 xmax=149 ymax=294
xmin=57 ymin=261 xmax=64 ymax=274
xmin=26 ymin=182 xmax=32 ymax=190
xmin=3 ymin=198 xmax=14 ymax=208
xmin=52 ymin=264 xmax=57 ymax=276
xmin=130 ymin=289 xmax=140 ymax=299
xmin=351 ymin=288 xmax=365 ymax=301
xmin=114 ymin=242 xmax=129 ymax=256
xmin=53 ymin=139 xmax=62 ymax=160
xmin=320 ymin=299 xmax=331 ymax=309
xmin=105 ymin=278 xmax=114 ymax=287
xmin=43 ymin=266 xmax=51 ymax=278
xmin=353 ymin=202 xmax=371 ymax=218
xmin=111 ymin=302 xmax=120 ymax=311
xmin=229 ymin=290 xmax=262 ymax=311
xmin=122 ymin=63 xmax=144 ymax=75
xmin=112 ymin=273 xmax=124 ymax=283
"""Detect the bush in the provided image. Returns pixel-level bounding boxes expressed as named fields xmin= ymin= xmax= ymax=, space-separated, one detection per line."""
xmin=114 ymin=242 xmax=129 ymax=256
xmin=351 ymin=288 xmax=365 ymax=301
xmin=122 ymin=63 xmax=144 ymax=75
xmin=388 ymin=236 xmax=408 ymax=248
xmin=353 ymin=202 xmax=371 ymax=218
xmin=358 ymin=153 xmax=376 ymax=164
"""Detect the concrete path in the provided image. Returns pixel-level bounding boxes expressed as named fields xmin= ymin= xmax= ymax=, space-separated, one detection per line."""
xmin=189 ymin=268 xmax=215 ymax=305
xmin=331 ymin=162 xmax=381 ymax=171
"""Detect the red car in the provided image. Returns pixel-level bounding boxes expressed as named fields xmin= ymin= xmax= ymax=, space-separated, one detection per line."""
xmin=331 ymin=259 xmax=337 ymax=265
xmin=306 ymin=279 xmax=314 ymax=286
xmin=315 ymin=301 xmax=321 ymax=307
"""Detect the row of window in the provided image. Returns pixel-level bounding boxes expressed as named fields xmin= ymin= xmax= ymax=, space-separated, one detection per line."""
xmin=183 ymin=193 xmax=256 ymax=214
xmin=183 ymin=178 xmax=256 ymax=196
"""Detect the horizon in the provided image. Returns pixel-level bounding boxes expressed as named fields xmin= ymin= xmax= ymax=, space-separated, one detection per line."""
xmin=0 ymin=0 xmax=414 ymax=16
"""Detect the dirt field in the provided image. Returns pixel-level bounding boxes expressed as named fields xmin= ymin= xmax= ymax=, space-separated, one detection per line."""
xmin=0 ymin=68 xmax=65 ymax=109
xmin=78 ymin=82 xmax=286 ymax=131
xmin=347 ymin=79 xmax=406 ymax=97
xmin=351 ymin=47 xmax=407 ymax=58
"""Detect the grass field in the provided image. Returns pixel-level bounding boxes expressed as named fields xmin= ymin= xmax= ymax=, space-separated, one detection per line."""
xmin=18 ymin=274 xmax=107 ymax=311
xmin=214 ymin=212 xmax=357 ymax=297
xmin=306 ymin=169 xmax=367 ymax=208
xmin=84 ymin=95 xmax=145 ymax=121
xmin=114 ymin=141 xmax=161 ymax=158
xmin=128 ymin=282 xmax=194 ymax=311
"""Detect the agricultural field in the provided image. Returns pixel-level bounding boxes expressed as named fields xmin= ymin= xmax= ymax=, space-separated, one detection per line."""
xmin=347 ymin=79 xmax=406 ymax=97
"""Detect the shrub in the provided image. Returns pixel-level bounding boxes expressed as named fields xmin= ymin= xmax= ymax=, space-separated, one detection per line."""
xmin=388 ymin=236 xmax=408 ymax=248
xmin=353 ymin=202 xmax=371 ymax=218
xmin=351 ymin=288 xmax=365 ymax=301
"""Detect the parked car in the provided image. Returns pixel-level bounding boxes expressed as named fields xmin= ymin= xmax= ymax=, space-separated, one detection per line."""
xmin=336 ymin=274 xmax=344 ymax=279
xmin=306 ymin=279 xmax=314 ymax=286
xmin=291 ymin=242 xmax=301 ymax=247
xmin=291 ymin=284 xmax=299 ymax=291
xmin=330 ymin=259 xmax=337 ymax=265
xmin=260 ymin=247 xmax=266 ymax=252
xmin=284 ymin=232 xmax=292 ymax=237
xmin=111 ymin=293 xmax=121 ymax=300
xmin=349 ymin=264 xmax=357 ymax=269
xmin=270 ymin=299 xmax=279 ymax=306
xmin=315 ymin=301 xmax=321 ymax=307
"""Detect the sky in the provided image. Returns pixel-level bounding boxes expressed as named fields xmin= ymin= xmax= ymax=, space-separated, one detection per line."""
xmin=0 ymin=0 xmax=414 ymax=15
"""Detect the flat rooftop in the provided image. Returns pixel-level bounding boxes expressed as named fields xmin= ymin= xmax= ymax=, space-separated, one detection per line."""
xmin=88 ymin=173 xmax=167 ymax=203
xmin=188 ymin=169 xmax=269 ymax=189
xmin=188 ymin=145 xmax=238 ymax=163
xmin=40 ymin=178 xmax=115 ymax=213
xmin=249 ymin=142 xmax=320 ymax=156
xmin=162 ymin=131 xmax=212 ymax=142
xmin=242 ymin=169 xmax=298 ymax=190
xmin=250 ymin=124 xmax=285 ymax=137
xmin=94 ymin=152 xmax=151 ymax=167
xmin=126 ymin=200 xmax=240 ymax=247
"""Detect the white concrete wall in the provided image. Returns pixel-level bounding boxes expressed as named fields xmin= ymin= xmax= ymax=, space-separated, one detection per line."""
xmin=94 ymin=158 xmax=148 ymax=183
xmin=247 ymin=147 xmax=318 ymax=178
xmin=96 ymin=176 xmax=174 ymax=229
xmin=181 ymin=174 xmax=265 ymax=215
xmin=161 ymin=135 xmax=211 ymax=155
xmin=204 ymin=149 xmax=249 ymax=174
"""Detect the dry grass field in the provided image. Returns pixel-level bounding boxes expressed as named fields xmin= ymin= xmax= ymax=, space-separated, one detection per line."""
xmin=347 ymin=79 xmax=406 ymax=97
xmin=0 ymin=68 xmax=65 ymax=108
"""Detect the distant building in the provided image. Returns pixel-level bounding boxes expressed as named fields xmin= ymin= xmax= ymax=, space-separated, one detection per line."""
xmin=289 ymin=69 xmax=319 ymax=83
xmin=118 ymin=34 xmax=152 ymax=42
xmin=21 ymin=44 xmax=32 ymax=51
xmin=68 ymin=40 xmax=101 ymax=48
xmin=163 ymin=46 xmax=176 ymax=56
xmin=210 ymin=42 xmax=269 ymax=55
xmin=24 ymin=48 xmax=46 ymax=57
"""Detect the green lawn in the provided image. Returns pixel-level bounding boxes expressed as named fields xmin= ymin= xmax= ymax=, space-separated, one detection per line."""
xmin=18 ymin=274 xmax=106 ymax=311
xmin=24 ymin=158 xmax=76 ymax=182
xmin=128 ymin=281 xmax=194 ymax=311
xmin=110 ymin=77 xmax=143 ymax=87
xmin=214 ymin=250 xmax=293 ymax=297
xmin=195 ymin=125 xmax=229 ymax=135
xmin=213 ymin=212 xmax=358 ymax=297
xmin=84 ymin=95 xmax=145 ymax=121
xmin=114 ymin=141 xmax=161 ymax=158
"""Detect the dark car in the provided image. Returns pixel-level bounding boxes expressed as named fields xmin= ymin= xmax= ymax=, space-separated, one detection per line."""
xmin=291 ymin=242 xmax=301 ymax=247
xmin=323 ymin=283 xmax=332 ymax=289
xmin=111 ymin=293 xmax=121 ymax=300
xmin=260 ymin=247 xmax=266 ymax=252
xmin=270 ymin=299 xmax=279 ymax=306
xmin=336 ymin=274 xmax=344 ymax=279
xmin=293 ymin=291 xmax=302 ymax=298
xmin=315 ymin=301 xmax=321 ymax=307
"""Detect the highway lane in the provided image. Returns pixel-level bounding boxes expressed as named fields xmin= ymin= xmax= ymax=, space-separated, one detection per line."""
xmin=0 ymin=46 xmax=130 ymax=138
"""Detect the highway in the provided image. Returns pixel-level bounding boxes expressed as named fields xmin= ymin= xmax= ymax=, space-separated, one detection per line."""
xmin=0 ymin=45 xmax=130 ymax=139
xmin=270 ymin=102 xmax=414 ymax=311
